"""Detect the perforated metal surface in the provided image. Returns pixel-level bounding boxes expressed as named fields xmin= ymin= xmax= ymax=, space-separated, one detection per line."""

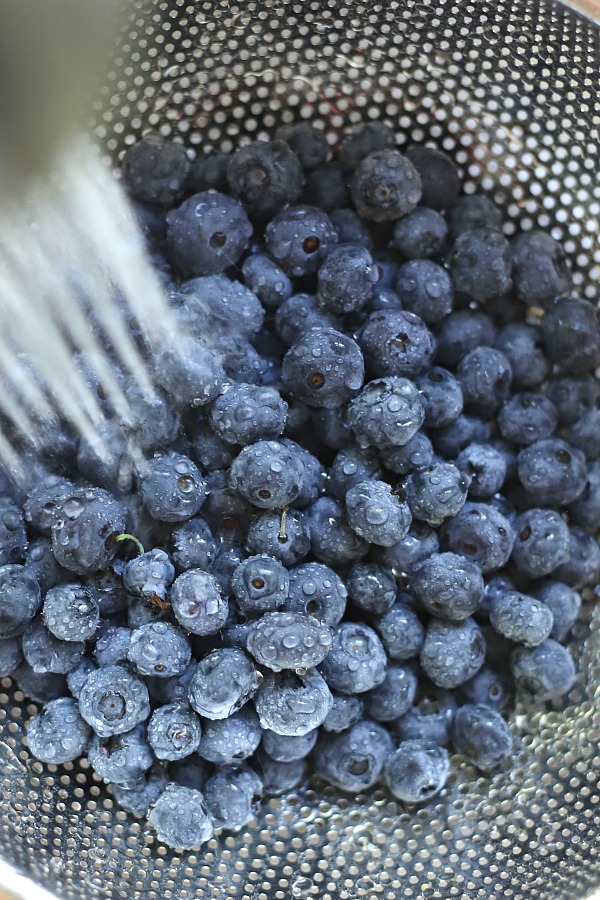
xmin=1 ymin=1 xmax=600 ymax=897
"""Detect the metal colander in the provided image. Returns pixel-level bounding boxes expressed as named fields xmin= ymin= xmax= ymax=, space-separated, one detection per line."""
xmin=2 ymin=1 xmax=600 ymax=897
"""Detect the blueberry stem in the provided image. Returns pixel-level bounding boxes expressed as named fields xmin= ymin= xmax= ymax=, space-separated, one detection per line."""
xmin=114 ymin=533 xmax=145 ymax=556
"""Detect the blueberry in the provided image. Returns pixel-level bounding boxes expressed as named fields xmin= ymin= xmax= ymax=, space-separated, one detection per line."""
xmin=228 ymin=440 xmax=304 ymax=509
xmin=329 ymin=208 xmax=373 ymax=250
xmin=346 ymin=563 xmax=397 ymax=616
xmin=210 ymin=333 xmax=264 ymax=386
xmin=511 ymin=508 xmax=570 ymax=578
xmin=405 ymin=462 xmax=469 ymax=528
xmin=13 ymin=663 xmax=67 ymax=704
xmin=447 ymin=195 xmax=503 ymax=241
xmin=411 ymin=552 xmax=483 ymax=621
xmin=350 ymin=149 xmax=421 ymax=221
xmin=316 ymin=719 xmax=394 ymax=791
xmin=198 ymin=705 xmax=262 ymax=764
xmin=321 ymin=693 xmax=364 ymax=733
xmin=88 ymin=725 xmax=153 ymax=785
xmin=166 ymin=190 xmax=252 ymax=277
xmin=0 ymin=564 xmax=41 ymax=638
xmin=50 ymin=487 xmax=129 ymax=576
xmin=275 ymin=122 xmax=329 ymax=171
xmin=241 ymin=253 xmax=292 ymax=308
xmin=280 ymin=439 xmax=325 ymax=508
xmin=489 ymin=591 xmax=554 ymax=647
xmin=362 ymin=664 xmax=418 ymax=721
xmin=348 ymin=377 xmax=425 ymax=450
xmin=451 ymin=226 xmax=512 ymax=301
xmin=346 ymin=479 xmax=411 ymax=547
xmin=66 ymin=657 xmax=97 ymax=699
xmin=284 ymin=562 xmax=347 ymax=627
xmin=358 ymin=310 xmax=435 ymax=379
xmin=138 ymin=452 xmax=206 ymax=523
xmin=26 ymin=697 xmax=91 ymax=765
xmin=434 ymin=309 xmax=496 ymax=368
xmin=123 ymin=548 xmax=176 ymax=607
xmin=456 ymin=444 xmax=507 ymax=501
xmin=414 ymin=367 xmax=464 ymax=428
xmin=443 ymin=502 xmax=515 ymax=573
xmin=373 ymin=601 xmax=425 ymax=661
xmin=246 ymin=611 xmax=332 ymax=672
xmin=231 ymin=554 xmax=289 ymax=613
xmin=147 ymin=784 xmax=214 ymax=850
xmin=383 ymin=739 xmax=450 ymax=803
xmin=153 ymin=333 xmax=226 ymax=409
xmin=456 ymin=346 xmax=512 ymax=417
xmin=493 ymin=323 xmax=549 ymax=390
xmin=40 ymin=583 xmax=99 ymax=643
xmin=209 ymin=383 xmax=287 ymax=446
xmin=94 ymin=626 xmax=132 ymax=668
xmin=254 ymin=669 xmax=333 ymax=736
xmin=252 ymin=751 xmax=306 ymax=796
xmin=122 ymin=379 xmax=180 ymax=453
xmin=213 ymin=539 xmax=250 ymax=596
xmin=245 ymin=507 xmax=310 ymax=566
xmin=374 ymin=523 xmax=440 ymax=577
xmin=338 ymin=122 xmax=395 ymax=171
xmin=265 ymin=205 xmax=338 ymax=277
xmin=390 ymin=207 xmax=448 ymax=259
xmin=329 ymin=446 xmax=382 ymax=500
xmin=309 ymin=406 xmax=353 ymax=450
xmin=305 ymin=496 xmax=369 ymax=566
xmin=22 ymin=619 xmax=84 ymax=674
xmin=24 ymin=475 xmax=75 ymax=535
xmin=202 ymin=469 xmax=255 ymax=542
xmin=169 ymin=753 xmax=211 ymax=790
xmin=530 ymin=581 xmax=581 ymax=642
xmin=227 ymin=140 xmax=304 ymax=219
xmin=170 ymin=568 xmax=228 ymax=635
xmin=188 ymin=648 xmax=261 ymax=719
xmin=517 ymin=438 xmax=587 ymax=507
xmin=546 ymin=374 xmax=600 ymax=427
xmin=0 ymin=636 xmax=22 ymax=676
xmin=262 ymin=728 xmax=318 ymax=763
xmin=395 ymin=259 xmax=453 ymax=323
xmin=128 ymin=622 xmax=191 ymax=678
xmin=302 ymin=164 xmax=350 ymax=211
xmin=203 ymin=764 xmax=263 ymax=832
xmin=178 ymin=274 xmax=265 ymax=340
xmin=186 ymin=151 xmax=230 ymax=194
xmin=451 ymin=703 xmax=512 ymax=771
xmin=146 ymin=660 xmax=197 ymax=708
xmin=111 ymin=765 xmax=169 ymax=817
xmin=275 ymin=293 xmax=338 ymax=346
xmin=147 ymin=701 xmax=202 ymax=760
xmin=319 ymin=621 xmax=387 ymax=694
xmin=497 ymin=393 xmax=558 ymax=446
xmin=0 ymin=498 xmax=26 ymax=566
xmin=432 ymin=414 xmax=492 ymax=460
xmin=541 ymin=297 xmax=600 ymax=374
xmin=378 ymin=432 xmax=434 ymax=476
xmin=281 ymin=328 xmax=364 ymax=409
xmin=512 ymin=639 xmax=577 ymax=701
xmin=317 ymin=243 xmax=380 ymax=314
xmin=78 ymin=665 xmax=151 ymax=737
xmin=405 ymin=146 xmax=460 ymax=210
xmin=122 ymin=134 xmax=189 ymax=205
xmin=459 ymin=666 xmax=513 ymax=712
xmin=420 ymin=617 xmax=486 ymax=688
xmin=190 ymin=417 xmax=239 ymax=470
xmin=553 ymin=529 xmax=600 ymax=587
xmin=566 ymin=410 xmax=600 ymax=462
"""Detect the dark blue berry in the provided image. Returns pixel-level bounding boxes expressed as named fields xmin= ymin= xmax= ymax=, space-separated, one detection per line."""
xmin=517 ymin=438 xmax=587 ymax=507
xmin=358 ymin=310 xmax=435 ymax=379
xmin=451 ymin=703 xmax=512 ymax=771
xmin=227 ymin=140 xmax=304 ymax=219
xmin=451 ymin=226 xmax=512 ymax=301
xmin=22 ymin=619 xmax=84 ymax=674
xmin=511 ymin=508 xmax=570 ymax=578
xmin=350 ymin=149 xmax=421 ymax=222
xmin=138 ymin=452 xmax=206 ymax=523
xmin=275 ymin=293 xmax=338 ymax=347
xmin=411 ymin=552 xmax=483 ymax=621
xmin=531 ymin=580 xmax=581 ymax=642
xmin=329 ymin=446 xmax=382 ymax=500
xmin=489 ymin=591 xmax=554 ymax=647
xmin=123 ymin=548 xmax=176 ymax=606
xmin=443 ymin=502 xmax=515 ymax=573
xmin=374 ymin=524 xmax=440 ymax=577
xmin=112 ymin=765 xmax=169 ymax=818
xmin=198 ymin=705 xmax=262 ymax=764
xmin=456 ymin=444 xmax=507 ymax=501
xmin=188 ymin=647 xmax=261 ymax=719
xmin=170 ymin=568 xmax=228 ymax=635
xmin=493 ymin=323 xmax=549 ymax=390
xmin=252 ymin=751 xmax=306 ymax=795
xmin=284 ymin=562 xmax=348 ymax=627
xmin=329 ymin=208 xmax=373 ymax=249
xmin=510 ymin=231 xmax=570 ymax=307
xmin=255 ymin=668 xmax=333 ymax=736
xmin=414 ymin=367 xmax=463 ymax=428
xmin=456 ymin=346 xmax=512 ymax=417
xmin=88 ymin=725 xmax=153 ymax=784
xmin=540 ymin=297 xmax=600 ymax=374
xmin=51 ymin=487 xmax=129 ymax=576
xmin=390 ymin=207 xmax=448 ymax=259
xmin=566 ymin=410 xmax=600 ymax=461
xmin=128 ymin=622 xmax=191 ymax=678
xmin=319 ymin=621 xmax=387 ymax=694
xmin=281 ymin=328 xmax=364 ymax=409
xmin=209 ymin=383 xmax=287 ymax=446
xmin=265 ymin=205 xmax=338 ymax=277
xmin=0 ymin=564 xmax=41 ymax=638
xmin=301 ymin=164 xmax=350 ymax=210
xmin=24 ymin=475 xmax=75 ymax=535
xmin=78 ymin=665 xmax=150 ymax=737
xmin=395 ymin=259 xmax=453 ymax=323
xmin=245 ymin=507 xmax=310 ymax=566
xmin=321 ymin=692 xmax=364 ymax=733
xmin=94 ymin=626 xmax=132 ymax=668
xmin=166 ymin=190 xmax=252 ymax=277
xmin=242 ymin=253 xmax=292 ymax=308
xmin=122 ymin=134 xmax=189 ymax=205
xmin=228 ymin=440 xmax=304 ymax=509
xmin=346 ymin=563 xmax=396 ymax=615
xmin=553 ymin=529 xmax=600 ymax=587
xmin=147 ymin=701 xmax=202 ymax=760
xmin=13 ymin=663 xmax=67 ymax=703
xmin=275 ymin=122 xmax=329 ymax=171
xmin=379 ymin=431 xmax=434 ymax=476
xmin=447 ymin=195 xmax=502 ymax=241
xmin=178 ymin=274 xmax=265 ymax=339
xmin=66 ymin=657 xmax=97 ymax=699
xmin=511 ymin=639 xmax=576 ymax=700
xmin=154 ymin=333 xmax=226 ymax=409
xmin=186 ymin=151 xmax=230 ymax=194
xmin=434 ymin=309 xmax=496 ymax=368
xmin=42 ymin=584 xmax=99 ymax=642
xmin=373 ymin=601 xmax=425 ymax=661
xmin=362 ymin=663 xmax=418 ymax=721
xmin=459 ymin=665 xmax=513 ymax=711
xmin=0 ymin=635 xmax=22 ymax=676
xmin=339 ymin=122 xmax=395 ymax=172
xmin=346 ymin=479 xmax=412 ymax=547
xmin=405 ymin=462 xmax=469 ymax=528
xmin=317 ymin=243 xmax=380 ymax=314
xmin=497 ymin=393 xmax=558 ymax=446
xmin=431 ymin=414 xmax=492 ymax=460
xmin=26 ymin=696 xmax=91 ymax=764
xmin=316 ymin=719 xmax=393 ymax=791
xmin=147 ymin=783 xmax=214 ymax=850
xmin=405 ymin=146 xmax=460 ymax=210
xmin=305 ymin=496 xmax=369 ymax=566
xmin=348 ymin=377 xmax=425 ymax=450
xmin=246 ymin=611 xmax=332 ymax=672
xmin=420 ymin=617 xmax=486 ymax=688
xmin=262 ymin=728 xmax=318 ymax=763
xmin=383 ymin=739 xmax=450 ymax=802
xmin=203 ymin=764 xmax=263 ymax=832
xmin=231 ymin=554 xmax=289 ymax=613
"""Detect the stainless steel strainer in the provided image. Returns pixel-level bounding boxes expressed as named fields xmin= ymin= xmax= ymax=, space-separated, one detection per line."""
xmin=1 ymin=1 xmax=600 ymax=897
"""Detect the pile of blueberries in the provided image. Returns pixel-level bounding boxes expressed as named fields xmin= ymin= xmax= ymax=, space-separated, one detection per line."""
xmin=1 ymin=121 xmax=599 ymax=851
